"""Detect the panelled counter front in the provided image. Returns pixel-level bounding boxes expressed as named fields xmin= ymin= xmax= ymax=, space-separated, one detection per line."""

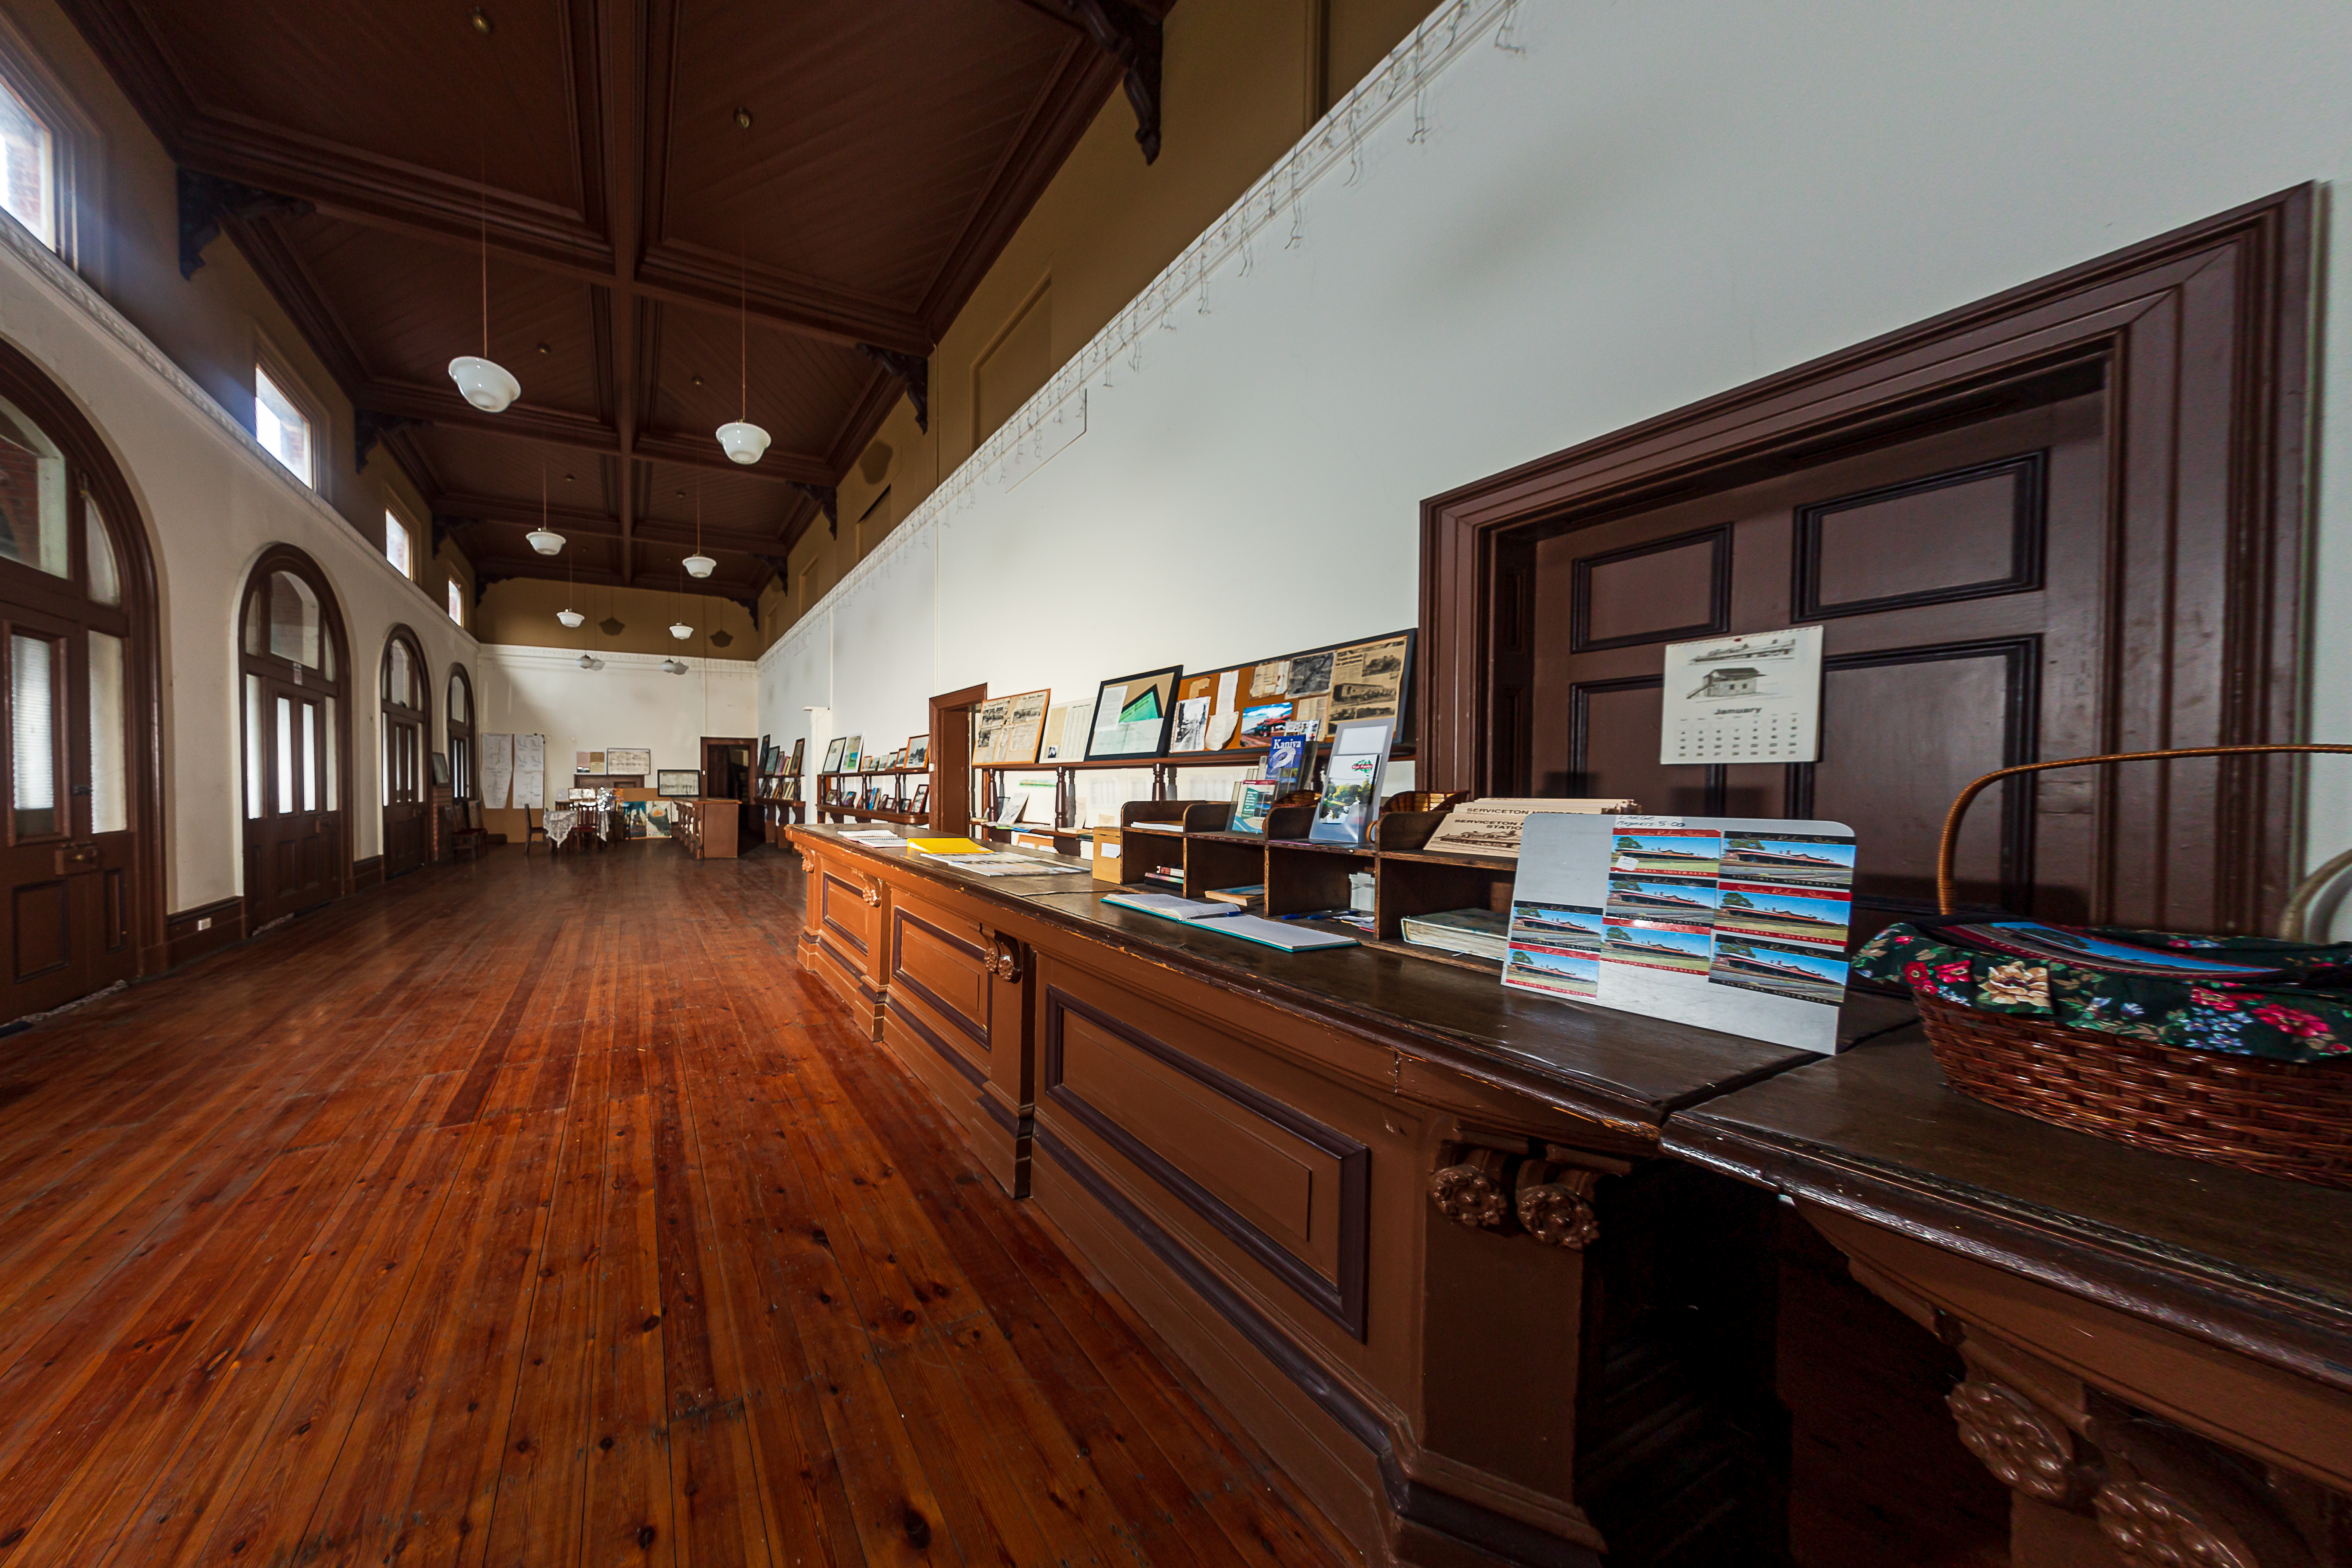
xmin=786 ymin=824 xmax=2352 ymax=1568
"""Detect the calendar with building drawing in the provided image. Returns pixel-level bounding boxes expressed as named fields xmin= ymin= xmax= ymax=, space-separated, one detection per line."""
xmin=1658 ymin=625 xmax=1825 ymax=766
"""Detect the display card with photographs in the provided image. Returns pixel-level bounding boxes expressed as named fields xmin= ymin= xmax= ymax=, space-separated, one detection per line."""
xmin=840 ymin=735 xmax=863 ymax=771
xmin=1501 ymin=812 xmax=1859 ymax=1053
xmin=992 ymin=690 xmax=1049 ymax=765
xmin=821 ymin=737 xmax=845 ymax=773
xmin=1170 ymin=629 xmax=1415 ymax=749
xmin=1085 ymin=668 xmax=1182 ymax=760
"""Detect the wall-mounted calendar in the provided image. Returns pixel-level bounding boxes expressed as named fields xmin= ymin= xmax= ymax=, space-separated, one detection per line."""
xmin=1658 ymin=626 xmax=1823 ymax=766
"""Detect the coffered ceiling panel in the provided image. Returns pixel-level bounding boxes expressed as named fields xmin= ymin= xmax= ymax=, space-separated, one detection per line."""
xmin=63 ymin=0 xmax=1164 ymax=587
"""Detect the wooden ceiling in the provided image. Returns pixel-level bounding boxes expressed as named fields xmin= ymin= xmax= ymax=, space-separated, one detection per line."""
xmin=63 ymin=0 xmax=1169 ymax=606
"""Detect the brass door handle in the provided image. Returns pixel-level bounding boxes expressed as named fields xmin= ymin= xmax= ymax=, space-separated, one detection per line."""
xmin=55 ymin=842 xmax=100 ymax=874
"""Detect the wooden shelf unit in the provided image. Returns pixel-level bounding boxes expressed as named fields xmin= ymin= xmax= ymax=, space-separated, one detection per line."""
xmin=816 ymin=767 xmax=930 ymax=828
xmin=755 ymin=773 xmax=805 ymax=844
xmin=1095 ymin=798 xmax=1514 ymax=977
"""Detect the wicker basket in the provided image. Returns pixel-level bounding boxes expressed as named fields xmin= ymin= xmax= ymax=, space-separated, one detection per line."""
xmin=1913 ymin=743 xmax=2352 ymax=1189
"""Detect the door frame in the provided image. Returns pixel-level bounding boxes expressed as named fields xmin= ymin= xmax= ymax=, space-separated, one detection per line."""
xmin=379 ymin=623 xmax=430 ymax=877
xmin=236 ymin=544 xmax=354 ymax=928
xmin=1418 ymin=185 xmax=2315 ymax=935
xmin=0 ymin=334 xmax=166 ymax=973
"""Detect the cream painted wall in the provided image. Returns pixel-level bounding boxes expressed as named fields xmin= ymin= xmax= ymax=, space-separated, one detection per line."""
xmin=0 ymin=215 xmax=479 ymax=912
xmin=763 ymin=0 xmax=2352 ymax=933
xmin=471 ymin=645 xmax=755 ymax=840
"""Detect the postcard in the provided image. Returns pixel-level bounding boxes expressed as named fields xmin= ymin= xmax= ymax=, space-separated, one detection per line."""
xmin=1238 ymin=701 xmax=1293 ymax=743
xmin=1170 ymin=695 xmax=1213 ymax=752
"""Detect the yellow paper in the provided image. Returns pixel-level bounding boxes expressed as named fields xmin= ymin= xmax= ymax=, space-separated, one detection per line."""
xmin=905 ymin=838 xmax=986 ymax=855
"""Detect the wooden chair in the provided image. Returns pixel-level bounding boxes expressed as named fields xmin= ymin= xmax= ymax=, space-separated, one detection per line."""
xmin=447 ymin=802 xmax=486 ymax=861
xmin=523 ymin=807 xmax=548 ymax=857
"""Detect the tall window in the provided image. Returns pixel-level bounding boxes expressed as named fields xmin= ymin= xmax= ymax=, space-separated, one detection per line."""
xmin=254 ymin=365 xmax=312 ymax=487
xmin=0 ymin=77 xmax=52 ymax=250
xmin=384 ymin=510 xmax=412 ymax=576
xmin=447 ymin=667 xmax=475 ymax=802
xmin=445 ymin=577 xmax=463 ymax=626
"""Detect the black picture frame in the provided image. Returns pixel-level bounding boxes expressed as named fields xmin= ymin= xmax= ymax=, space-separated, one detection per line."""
xmin=1084 ymin=665 xmax=1184 ymax=761
xmin=428 ymin=751 xmax=451 ymax=787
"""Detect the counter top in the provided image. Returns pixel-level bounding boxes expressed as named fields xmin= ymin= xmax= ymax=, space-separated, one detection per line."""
xmin=1665 ymin=1027 xmax=2352 ymax=1393
xmin=791 ymin=823 xmax=1904 ymax=1137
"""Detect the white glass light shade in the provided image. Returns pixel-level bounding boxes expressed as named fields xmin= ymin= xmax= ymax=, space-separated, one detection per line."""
xmin=682 ymin=552 xmax=716 ymax=579
xmin=661 ymin=658 xmax=689 ymax=675
xmin=715 ymin=420 xmax=770 ymax=464
xmin=575 ymin=653 xmax=596 ymax=669
xmin=447 ymin=355 xmax=521 ymax=413
xmin=669 ymin=621 xmax=693 ymax=640
xmin=526 ymin=527 xmax=565 ymax=556
xmin=556 ymin=607 xmax=584 ymax=628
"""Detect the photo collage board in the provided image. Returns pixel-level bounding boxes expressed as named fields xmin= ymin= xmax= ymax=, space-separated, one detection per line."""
xmin=1502 ymin=812 xmax=1859 ymax=1053
xmin=1165 ymin=630 xmax=1414 ymax=755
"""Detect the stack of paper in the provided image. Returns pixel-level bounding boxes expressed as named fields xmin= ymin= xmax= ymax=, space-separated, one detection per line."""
xmin=1103 ymin=892 xmax=1233 ymax=920
xmin=944 ymin=854 xmax=1077 ymax=878
xmin=1100 ymin=893 xmax=1358 ymax=952
xmin=1400 ymin=908 xmax=1510 ymax=961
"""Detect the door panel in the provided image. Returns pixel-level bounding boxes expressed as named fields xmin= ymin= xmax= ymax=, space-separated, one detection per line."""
xmin=1533 ymin=389 xmax=2108 ymax=933
xmin=245 ymin=673 xmax=342 ymax=926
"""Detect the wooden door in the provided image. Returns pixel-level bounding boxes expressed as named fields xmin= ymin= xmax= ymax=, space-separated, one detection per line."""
xmin=382 ymin=712 xmax=425 ymax=877
xmin=1532 ymin=389 xmax=2107 ymax=931
xmin=0 ymin=610 xmax=134 ymax=1016
xmin=245 ymin=671 xmax=340 ymax=920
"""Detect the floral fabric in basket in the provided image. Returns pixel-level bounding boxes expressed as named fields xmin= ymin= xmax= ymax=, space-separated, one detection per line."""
xmin=1852 ymin=920 xmax=2352 ymax=1063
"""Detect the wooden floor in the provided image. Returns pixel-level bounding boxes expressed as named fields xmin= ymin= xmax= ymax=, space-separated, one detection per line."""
xmin=0 ymin=843 xmax=1345 ymax=1568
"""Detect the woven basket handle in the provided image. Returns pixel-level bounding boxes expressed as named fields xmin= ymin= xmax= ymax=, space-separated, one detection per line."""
xmin=1935 ymin=744 xmax=2352 ymax=923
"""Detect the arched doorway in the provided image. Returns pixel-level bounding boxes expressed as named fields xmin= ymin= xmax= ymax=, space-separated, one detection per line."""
xmin=380 ymin=625 xmax=429 ymax=878
xmin=447 ymin=665 xmax=475 ymax=808
xmin=0 ymin=337 xmax=162 ymax=1021
xmin=238 ymin=548 xmax=349 ymax=927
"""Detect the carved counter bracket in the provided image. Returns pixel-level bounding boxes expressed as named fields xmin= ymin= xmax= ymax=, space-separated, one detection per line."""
xmin=1429 ymin=1145 xmax=1516 ymax=1232
xmin=1514 ymin=1161 xmax=1602 ymax=1250
xmin=858 ymin=876 xmax=884 ymax=908
xmin=983 ymin=930 xmax=1025 ymax=983
xmin=1946 ymin=1378 xmax=2095 ymax=1509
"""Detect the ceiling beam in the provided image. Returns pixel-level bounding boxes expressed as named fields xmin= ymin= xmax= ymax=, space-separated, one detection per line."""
xmin=354 ymin=380 xmax=837 ymax=486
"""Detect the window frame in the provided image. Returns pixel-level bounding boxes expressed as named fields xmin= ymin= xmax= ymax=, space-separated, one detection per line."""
xmin=250 ymin=338 xmax=324 ymax=494
xmin=0 ymin=14 xmax=101 ymax=281
xmin=383 ymin=506 xmax=416 ymax=579
xmin=444 ymin=576 xmax=463 ymax=628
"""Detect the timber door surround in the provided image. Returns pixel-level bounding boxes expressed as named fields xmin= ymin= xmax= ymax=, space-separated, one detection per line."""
xmin=1421 ymin=185 xmax=2315 ymax=936
xmin=0 ymin=338 xmax=163 ymax=1014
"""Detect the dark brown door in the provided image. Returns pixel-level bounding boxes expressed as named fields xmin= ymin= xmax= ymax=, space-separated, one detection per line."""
xmin=247 ymin=673 xmax=339 ymax=918
xmin=1534 ymin=386 xmax=2107 ymax=933
xmin=383 ymin=713 xmax=425 ymax=877
xmin=1 ymin=609 xmax=134 ymax=1016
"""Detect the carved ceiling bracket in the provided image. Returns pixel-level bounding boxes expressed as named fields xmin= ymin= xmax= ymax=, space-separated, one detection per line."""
xmin=753 ymin=552 xmax=792 ymax=588
xmin=356 ymin=409 xmax=429 ymax=473
xmin=430 ymin=511 xmax=477 ymax=557
xmin=472 ymin=570 xmax=513 ymax=606
xmin=1078 ymin=0 xmax=1164 ymax=164
xmin=856 ymin=345 xmax=930 ymax=433
xmin=177 ymin=169 xmax=315 ymax=281
xmin=791 ymin=482 xmax=841 ymax=537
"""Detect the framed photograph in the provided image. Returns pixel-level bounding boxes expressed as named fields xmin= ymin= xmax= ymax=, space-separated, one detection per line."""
xmin=657 ymin=769 xmax=701 ymax=799
xmin=913 ymin=783 xmax=931 ymax=813
xmin=906 ymin=733 xmax=929 ymax=769
xmin=841 ymin=735 xmax=863 ymax=771
xmin=1309 ymin=717 xmax=1394 ymax=846
xmin=429 ymin=751 xmax=451 ymax=787
xmin=790 ymin=738 xmax=806 ymax=776
xmin=996 ymin=689 xmax=1051 ymax=765
xmin=1084 ymin=666 xmax=1183 ymax=761
xmin=608 ymin=747 xmax=653 ymax=777
xmin=822 ymin=737 xmax=845 ymax=773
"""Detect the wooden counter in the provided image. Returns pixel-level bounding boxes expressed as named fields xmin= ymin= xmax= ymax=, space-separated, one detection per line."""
xmin=792 ymin=824 xmax=1823 ymax=1567
xmin=668 ymin=797 xmax=740 ymax=859
xmin=1667 ymin=1029 xmax=2352 ymax=1568
xmin=790 ymin=824 xmax=2352 ymax=1568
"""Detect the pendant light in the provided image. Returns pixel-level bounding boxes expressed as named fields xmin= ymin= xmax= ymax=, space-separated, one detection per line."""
xmin=683 ymin=484 xmax=715 ymax=578
xmin=714 ymin=234 xmax=770 ymax=463
xmin=448 ymin=164 xmax=520 ymax=413
xmin=527 ymin=460 xmax=565 ymax=556
xmin=669 ymin=554 xmax=693 ymax=641
xmin=555 ymin=502 xmax=582 ymax=627
xmin=662 ymin=657 xmax=689 ymax=676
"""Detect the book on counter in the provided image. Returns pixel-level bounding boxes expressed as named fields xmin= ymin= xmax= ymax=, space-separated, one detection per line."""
xmin=1101 ymin=892 xmax=1357 ymax=952
xmin=905 ymin=837 xmax=987 ymax=855
xmin=1400 ymin=907 xmax=1511 ymax=961
xmin=1203 ymin=884 xmax=1265 ymax=906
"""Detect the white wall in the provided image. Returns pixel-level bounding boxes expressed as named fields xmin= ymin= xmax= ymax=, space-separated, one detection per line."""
xmin=475 ymin=646 xmax=756 ymax=799
xmin=0 ymin=214 xmax=478 ymax=912
xmin=763 ymin=0 xmax=2352 ymax=930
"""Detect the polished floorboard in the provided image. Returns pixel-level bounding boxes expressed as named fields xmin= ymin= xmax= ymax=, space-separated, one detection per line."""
xmin=0 ymin=843 xmax=1344 ymax=1567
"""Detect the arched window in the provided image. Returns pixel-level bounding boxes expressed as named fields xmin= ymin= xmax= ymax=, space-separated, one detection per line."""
xmin=379 ymin=625 xmax=429 ymax=878
xmin=237 ymin=547 xmax=346 ymax=928
xmin=447 ymin=665 xmax=475 ymax=802
xmin=0 ymin=339 xmax=160 ymax=1024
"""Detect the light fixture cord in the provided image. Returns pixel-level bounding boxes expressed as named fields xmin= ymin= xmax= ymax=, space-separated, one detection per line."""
xmin=739 ymin=221 xmax=748 ymax=422
xmin=479 ymin=149 xmax=490 ymax=359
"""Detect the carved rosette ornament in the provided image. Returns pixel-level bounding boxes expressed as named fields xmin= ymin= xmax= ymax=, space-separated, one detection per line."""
xmin=859 ymin=877 xmax=884 ymax=908
xmin=2094 ymin=1480 xmax=2260 ymax=1568
xmin=1428 ymin=1147 xmax=1515 ymax=1231
xmin=1945 ymin=1380 xmax=2090 ymax=1507
xmin=1514 ymin=1162 xmax=1601 ymax=1250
